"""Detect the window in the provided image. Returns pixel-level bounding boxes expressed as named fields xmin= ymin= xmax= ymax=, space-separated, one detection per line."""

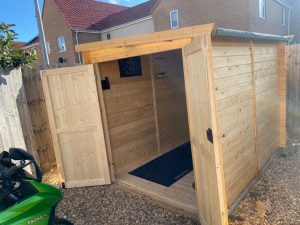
xmin=170 ymin=10 xmax=179 ymax=29
xmin=118 ymin=57 xmax=142 ymax=77
xmin=281 ymin=7 xmax=286 ymax=25
xmin=56 ymin=36 xmax=66 ymax=53
xmin=259 ymin=0 xmax=266 ymax=19
xmin=46 ymin=41 xmax=50 ymax=54
xmin=107 ymin=33 xmax=111 ymax=40
xmin=32 ymin=47 xmax=37 ymax=54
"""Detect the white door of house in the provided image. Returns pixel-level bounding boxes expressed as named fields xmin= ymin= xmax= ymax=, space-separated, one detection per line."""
xmin=182 ymin=36 xmax=228 ymax=225
xmin=41 ymin=65 xmax=111 ymax=188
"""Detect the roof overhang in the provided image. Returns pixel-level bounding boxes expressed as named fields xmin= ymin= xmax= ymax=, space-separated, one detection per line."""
xmin=100 ymin=15 xmax=153 ymax=34
xmin=73 ymin=29 xmax=102 ymax=34
xmin=23 ymin=43 xmax=39 ymax=49
xmin=274 ymin=0 xmax=292 ymax=9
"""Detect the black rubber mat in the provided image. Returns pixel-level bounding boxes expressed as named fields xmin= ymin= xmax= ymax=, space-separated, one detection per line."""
xmin=129 ymin=142 xmax=193 ymax=187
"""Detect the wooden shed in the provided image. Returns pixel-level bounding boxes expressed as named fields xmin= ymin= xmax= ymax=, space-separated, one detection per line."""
xmin=41 ymin=24 xmax=287 ymax=225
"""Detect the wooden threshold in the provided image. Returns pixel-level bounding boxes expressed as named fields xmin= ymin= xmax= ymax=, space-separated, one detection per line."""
xmin=117 ymin=171 xmax=197 ymax=219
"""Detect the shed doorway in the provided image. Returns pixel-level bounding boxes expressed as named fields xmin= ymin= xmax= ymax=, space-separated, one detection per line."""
xmin=96 ymin=49 xmax=197 ymax=216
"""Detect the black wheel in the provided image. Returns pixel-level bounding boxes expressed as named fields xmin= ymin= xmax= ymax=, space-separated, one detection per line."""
xmin=54 ymin=218 xmax=73 ymax=225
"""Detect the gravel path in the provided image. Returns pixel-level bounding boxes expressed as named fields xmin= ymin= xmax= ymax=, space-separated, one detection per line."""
xmin=56 ymin=185 xmax=198 ymax=225
xmin=47 ymin=137 xmax=299 ymax=225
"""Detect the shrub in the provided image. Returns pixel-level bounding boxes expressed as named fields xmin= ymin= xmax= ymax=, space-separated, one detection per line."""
xmin=0 ymin=23 xmax=37 ymax=71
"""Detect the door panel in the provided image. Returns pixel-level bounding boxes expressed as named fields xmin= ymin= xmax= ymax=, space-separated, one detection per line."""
xmin=182 ymin=36 xmax=228 ymax=225
xmin=41 ymin=65 xmax=111 ymax=188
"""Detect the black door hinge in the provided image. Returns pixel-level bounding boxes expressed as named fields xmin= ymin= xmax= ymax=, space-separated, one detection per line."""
xmin=206 ymin=128 xmax=213 ymax=143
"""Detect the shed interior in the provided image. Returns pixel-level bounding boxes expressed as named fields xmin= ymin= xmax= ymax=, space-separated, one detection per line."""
xmin=96 ymin=49 xmax=196 ymax=215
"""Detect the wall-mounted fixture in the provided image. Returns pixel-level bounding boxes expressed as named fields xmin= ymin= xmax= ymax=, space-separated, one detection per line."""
xmin=101 ymin=77 xmax=110 ymax=90
xmin=156 ymin=72 xmax=168 ymax=79
xmin=58 ymin=57 xmax=66 ymax=64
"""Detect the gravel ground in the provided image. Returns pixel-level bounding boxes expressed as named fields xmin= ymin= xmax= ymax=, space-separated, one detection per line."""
xmin=229 ymin=136 xmax=300 ymax=225
xmin=44 ymin=137 xmax=299 ymax=225
xmin=56 ymin=185 xmax=198 ymax=225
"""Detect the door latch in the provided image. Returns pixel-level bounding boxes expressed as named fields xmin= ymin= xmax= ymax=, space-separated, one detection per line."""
xmin=206 ymin=128 xmax=213 ymax=143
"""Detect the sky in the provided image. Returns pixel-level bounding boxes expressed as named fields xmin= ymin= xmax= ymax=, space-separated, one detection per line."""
xmin=0 ymin=0 xmax=146 ymax=42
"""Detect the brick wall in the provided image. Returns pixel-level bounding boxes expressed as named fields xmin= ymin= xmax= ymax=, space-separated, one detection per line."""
xmin=290 ymin=0 xmax=300 ymax=42
xmin=43 ymin=0 xmax=77 ymax=66
xmin=152 ymin=0 xmax=250 ymax=32
xmin=152 ymin=0 xmax=288 ymax=35
xmin=249 ymin=0 xmax=288 ymax=35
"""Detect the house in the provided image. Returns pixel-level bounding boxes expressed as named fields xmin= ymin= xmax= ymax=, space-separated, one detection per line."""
xmin=39 ymin=0 xmax=126 ymax=65
xmin=152 ymin=0 xmax=292 ymax=34
xmin=22 ymin=36 xmax=44 ymax=66
xmin=290 ymin=0 xmax=300 ymax=42
xmin=29 ymin=0 xmax=293 ymax=66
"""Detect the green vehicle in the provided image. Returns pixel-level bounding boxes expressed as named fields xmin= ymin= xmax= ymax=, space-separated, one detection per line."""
xmin=0 ymin=148 xmax=72 ymax=225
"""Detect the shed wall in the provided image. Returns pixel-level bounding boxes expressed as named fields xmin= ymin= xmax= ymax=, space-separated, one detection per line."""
xmin=212 ymin=40 xmax=280 ymax=206
xmin=99 ymin=56 xmax=158 ymax=174
xmin=151 ymin=50 xmax=190 ymax=153
xmin=253 ymin=43 xmax=279 ymax=169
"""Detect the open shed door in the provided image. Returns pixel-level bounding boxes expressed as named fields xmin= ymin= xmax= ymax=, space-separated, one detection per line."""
xmin=182 ymin=36 xmax=228 ymax=225
xmin=41 ymin=65 xmax=111 ymax=188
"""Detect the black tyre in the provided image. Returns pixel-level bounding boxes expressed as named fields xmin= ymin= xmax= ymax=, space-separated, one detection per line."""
xmin=54 ymin=218 xmax=73 ymax=225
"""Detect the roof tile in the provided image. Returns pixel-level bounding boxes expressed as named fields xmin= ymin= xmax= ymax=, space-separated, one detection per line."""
xmin=52 ymin=0 xmax=127 ymax=30
xmin=89 ymin=0 xmax=159 ymax=31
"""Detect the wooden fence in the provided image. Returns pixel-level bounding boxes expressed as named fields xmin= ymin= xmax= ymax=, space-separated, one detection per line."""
xmin=286 ymin=44 xmax=300 ymax=136
xmin=0 ymin=68 xmax=37 ymax=162
xmin=22 ymin=67 xmax=56 ymax=171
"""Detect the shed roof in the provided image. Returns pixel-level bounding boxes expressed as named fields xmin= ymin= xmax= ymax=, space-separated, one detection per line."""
xmin=214 ymin=28 xmax=291 ymax=42
xmin=75 ymin=24 xmax=289 ymax=64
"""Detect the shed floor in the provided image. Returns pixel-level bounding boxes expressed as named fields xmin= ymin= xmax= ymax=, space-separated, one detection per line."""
xmin=117 ymin=171 xmax=197 ymax=219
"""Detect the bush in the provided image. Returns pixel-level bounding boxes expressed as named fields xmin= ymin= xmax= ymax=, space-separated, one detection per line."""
xmin=0 ymin=23 xmax=37 ymax=71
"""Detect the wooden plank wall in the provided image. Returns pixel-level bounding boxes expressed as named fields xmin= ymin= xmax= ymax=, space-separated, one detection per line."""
xmin=22 ymin=67 xmax=56 ymax=171
xmin=212 ymin=40 xmax=257 ymax=206
xmin=0 ymin=69 xmax=33 ymax=156
xmin=252 ymin=43 xmax=279 ymax=169
xmin=151 ymin=50 xmax=190 ymax=153
xmin=212 ymin=40 xmax=281 ymax=206
xmin=99 ymin=56 xmax=158 ymax=174
xmin=286 ymin=44 xmax=300 ymax=136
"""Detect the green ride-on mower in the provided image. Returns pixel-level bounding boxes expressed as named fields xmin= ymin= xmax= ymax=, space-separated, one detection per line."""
xmin=0 ymin=148 xmax=72 ymax=225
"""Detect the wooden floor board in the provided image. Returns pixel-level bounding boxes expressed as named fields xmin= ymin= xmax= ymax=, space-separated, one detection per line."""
xmin=117 ymin=171 xmax=197 ymax=218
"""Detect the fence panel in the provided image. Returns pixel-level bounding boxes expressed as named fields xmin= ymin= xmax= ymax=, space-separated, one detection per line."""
xmin=0 ymin=68 xmax=36 ymax=160
xmin=286 ymin=44 xmax=300 ymax=136
xmin=22 ymin=67 xmax=56 ymax=171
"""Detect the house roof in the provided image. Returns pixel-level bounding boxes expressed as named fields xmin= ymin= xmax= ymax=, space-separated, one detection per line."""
xmin=51 ymin=0 xmax=127 ymax=30
xmin=11 ymin=41 xmax=26 ymax=49
xmin=23 ymin=36 xmax=39 ymax=48
xmin=88 ymin=0 xmax=159 ymax=31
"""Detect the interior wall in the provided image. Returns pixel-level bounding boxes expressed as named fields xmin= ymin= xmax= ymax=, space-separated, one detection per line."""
xmin=99 ymin=55 xmax=158 ymax=174
xmin=212 ymin=39 xmax=280 ymax=206
xmin=152 ymin=50 xmax=190 ymax=153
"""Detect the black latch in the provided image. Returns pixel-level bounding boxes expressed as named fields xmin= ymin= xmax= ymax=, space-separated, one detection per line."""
xmin=206 ymin=128 xmax=213 ymax=143
xmin=101 ymin=77 xmax=110 ymax=90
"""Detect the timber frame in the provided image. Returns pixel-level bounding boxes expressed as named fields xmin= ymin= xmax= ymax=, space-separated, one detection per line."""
xmin=72 ymin=23 xmax=287 ymax=225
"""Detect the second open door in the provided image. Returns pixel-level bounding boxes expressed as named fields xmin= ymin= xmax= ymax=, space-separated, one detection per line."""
xmin=182 ymin=35 xmax=229 ymax=225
